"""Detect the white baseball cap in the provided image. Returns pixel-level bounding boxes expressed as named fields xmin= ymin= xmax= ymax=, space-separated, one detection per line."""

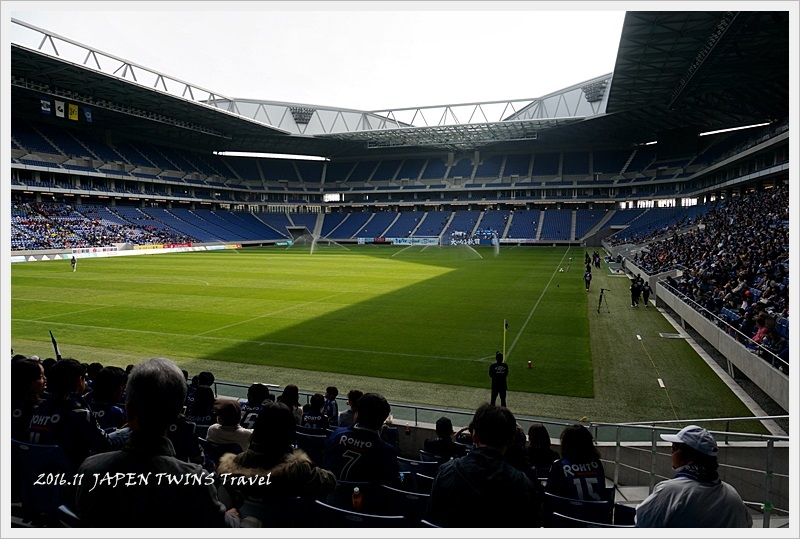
xmin=661 ymin=425 xmax=718 ymax=456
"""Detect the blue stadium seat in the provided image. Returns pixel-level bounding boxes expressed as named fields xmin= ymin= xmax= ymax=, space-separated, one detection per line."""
xmin=11 ymin=438 xmax=74 ymax=522
xmin=57 ymin=504 xmax=82 ymax=528
xmin=776 ymin=318 xmax=789 ymax=339
xmin=238 ymin=495 xmax=306 ymax=527
xmin=375 ymin=484 xmax=430 ymax=524
xmin=541 ymin=491 xmax=613 ymax=527
xmin=294 ymin=431 xmax=327 ymax=465
xmin=411 ymin=472 xmax=436 ymax=495
xmin=396 ymin=456 xmax=440 ymax=477
xmin=325 ymin=480 xmax=378 ymax=512
xmin=310 ymin=499 xmax=409 ymax=528
xmin=549 ymin=511 xmax=634 ymax=528
xmin=198 ymin=438 xmax=242 ymax=470
xmin=613 ymin=502 xmax=637 ymax=525
xmin=418 ymin=449 xmax=449 ymax=464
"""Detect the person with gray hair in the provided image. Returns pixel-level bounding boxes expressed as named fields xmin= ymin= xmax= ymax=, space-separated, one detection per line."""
xmin=73 ymin=357 xmax=234 ymax=527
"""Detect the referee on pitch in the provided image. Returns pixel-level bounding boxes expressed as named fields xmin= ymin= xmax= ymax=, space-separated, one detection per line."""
xmin=489 ymin=351 xmax=509 ymax=407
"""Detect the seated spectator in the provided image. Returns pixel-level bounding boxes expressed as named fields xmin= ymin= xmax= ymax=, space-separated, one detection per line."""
xmin=426 ymin=403 xmax=540 ymax=527
xmin=85 ymin=361 xmax=104 ymax=390
xmin=636 ymin=425 xmax=752 ymax=527
xmin=454 ymin=421 xmax=477 ymax=452
xmin=301 ymin=393 xmax=329 ymax=430
xmin=217 ymin=402 xmax=336 ymax=503
xmin=758 ymin=330 xmax=787 ymax=359
xmin=277 ymin=384 xmax=303 ymax=425
xmin=736 ymin=310 xmax=756 ymax=340
xmin=239 ymin=383 xmax=272 ymax=430
xmin=424 ymin=417 xmax=467 ymax=460
xmin=336 ymin=389 xmax=362 ymax=428
xmin=324 ymin=393 xmax=399 ymax=485
xmin=185 ymin=385 xmax=215 ymax=425
xmin=505 ymin=424 xmax=540 ymax=483
xmin=87 ymin=366 xmax=128 ymax=431
xmin=380 ymin=414 xmax=399 ymax=449
xmin=28 ymin=358 xmax=122 ymax=468
xmin=206 ymin=398 xmax=253 ymax=451
xmin=746 ymin=315 xmax=770 ymax=350
xmin=186 ymin=373 xmax=200 ymax=407
xmin=525 ymin=423 xmax=560 ymax=470
xmin=185 ymin=370 xmax=215 ymax=409
xmin=197 ymin=370 xmax=216 ymax=391
xmin=11 ymin=357 xmax=46 ymax=441
xmin=73 ymin=357 xmax=234 ymax=527
xmin=545 ymin=424 xmax=608 ymax=501
xmin=322 ymin=386 xmax=339 ymax=427
xmin=167 ymin=412 xmax=204 ymax=465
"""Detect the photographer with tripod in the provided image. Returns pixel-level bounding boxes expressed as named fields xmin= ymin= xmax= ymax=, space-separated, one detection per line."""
xmin=597 ymin=288 xmax=610 ymax=314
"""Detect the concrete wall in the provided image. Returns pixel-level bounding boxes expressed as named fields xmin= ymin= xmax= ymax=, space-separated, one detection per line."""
xmin=656 ymin=284 xmax=789 ymax=411
xmin=606 ymin=252 xmax=788 ymax=412
xmin=597 ymin=442 xmax=789 ymax=511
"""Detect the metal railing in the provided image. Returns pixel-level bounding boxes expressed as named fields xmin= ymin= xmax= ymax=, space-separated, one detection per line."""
xmin=214 ymin=380 xmax=788 ymax=527
xmin=587 ymin=418 xmax=789 ymax=528
xmin=659 ymin=281 xmax=789 ymax=373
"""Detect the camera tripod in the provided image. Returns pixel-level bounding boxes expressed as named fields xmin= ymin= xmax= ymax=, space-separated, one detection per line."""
xmin=597 ymin=288 xmax=611 ymax=314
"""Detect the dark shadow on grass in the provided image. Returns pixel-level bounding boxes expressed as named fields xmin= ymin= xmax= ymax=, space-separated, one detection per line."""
xmin=199 ymin=245 xmax=594 ymax=397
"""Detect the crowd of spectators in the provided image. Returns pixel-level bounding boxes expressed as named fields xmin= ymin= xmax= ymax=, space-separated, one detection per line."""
xmin=11 ymin=201 xmax=195 ymax=250
xmin=607 ymin=212 xmax=701 ymax=247
xmin=621 ymin=185 xmax=789 ymax=364
xmin=8 ymin=353 xmax=756 ymax=528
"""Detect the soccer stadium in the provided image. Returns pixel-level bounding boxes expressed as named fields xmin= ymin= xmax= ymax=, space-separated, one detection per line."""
xmin=5 ymin=10 xmax=794 ymax=531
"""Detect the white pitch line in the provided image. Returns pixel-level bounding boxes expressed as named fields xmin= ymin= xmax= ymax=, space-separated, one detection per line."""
xmin=13 ymin=298 xmax=117 ymax=308
xmin=15 ymin=318 xmax=487 ymax=364
xmin=28 ymin=305 xmax=112 ymax=321
xmin=390 ymin=245 xmax=414 ymax=257
xmin=506 ymin=249 xmax=572 ymax=357
xmin=13 ymin=274 xmax=210 ymax=286
xmin=194 ymin=292 xmax=349 ymax=336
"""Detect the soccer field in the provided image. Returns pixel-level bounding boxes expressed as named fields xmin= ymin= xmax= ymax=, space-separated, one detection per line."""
xmin=10 ymin=245 xmax=757 ymax=426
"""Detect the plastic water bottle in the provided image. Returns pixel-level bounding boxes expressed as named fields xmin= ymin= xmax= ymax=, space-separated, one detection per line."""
xmin=352 ymin=486 xmax=363 ymax=511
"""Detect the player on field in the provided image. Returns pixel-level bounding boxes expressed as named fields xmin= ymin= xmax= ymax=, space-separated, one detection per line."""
xmin=489 ymin=351 xmax=509 ymax=407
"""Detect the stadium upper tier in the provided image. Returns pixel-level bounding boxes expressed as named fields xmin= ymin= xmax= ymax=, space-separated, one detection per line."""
xmin=9 ymin=118 xmax=789 ymax=209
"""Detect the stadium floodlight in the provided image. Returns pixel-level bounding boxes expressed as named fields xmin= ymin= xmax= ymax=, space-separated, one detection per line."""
xmin=213 ymin=151 xmax=329 ymax=161
xmin=699 ymin=122 xmax=771 ymax=137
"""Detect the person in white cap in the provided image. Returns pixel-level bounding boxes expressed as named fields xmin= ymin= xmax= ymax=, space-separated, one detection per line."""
xmin=635 ymin=425 xmax=752 ymax=527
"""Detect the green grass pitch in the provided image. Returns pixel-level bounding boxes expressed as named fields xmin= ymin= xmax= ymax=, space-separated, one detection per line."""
xmin=10 ymin=244 xmax=758 ymax=427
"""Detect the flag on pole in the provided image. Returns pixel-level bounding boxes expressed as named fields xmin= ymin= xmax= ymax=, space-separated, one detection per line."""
xmin=49 ymin=330 xmax=62 ymax=361
xmin=502 ymin=319 xmax=509 ymax=362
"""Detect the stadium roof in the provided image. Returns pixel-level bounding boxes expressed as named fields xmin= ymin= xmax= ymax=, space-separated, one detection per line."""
xmin=10 ymin=11 xmax=790 ymax=158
